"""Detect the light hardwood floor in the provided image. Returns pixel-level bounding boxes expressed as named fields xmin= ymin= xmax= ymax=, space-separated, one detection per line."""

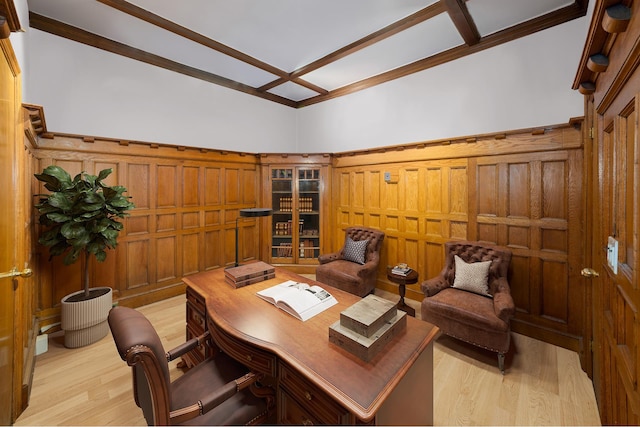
xmin=16 ymin=290 xmax=601 ymax=426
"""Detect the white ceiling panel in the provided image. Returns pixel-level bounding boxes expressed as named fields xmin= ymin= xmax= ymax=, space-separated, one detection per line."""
xmin=302 ymin=13 xmax=463 ymax=91
xmin=268 ymin=82 xmax=320 ymax=102
xmin=467 ymin=0 xmax=574 ymax=37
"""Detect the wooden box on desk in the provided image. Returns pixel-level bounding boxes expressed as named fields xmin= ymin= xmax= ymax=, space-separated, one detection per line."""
xmin=329 ymin=295 xmax=407 ymax=362
xmin=224 ymin=261 xmax=275 ymax=288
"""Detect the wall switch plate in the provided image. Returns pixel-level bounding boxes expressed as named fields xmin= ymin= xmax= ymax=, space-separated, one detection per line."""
xmin=607 ymin=236 xmax=618 ymax=274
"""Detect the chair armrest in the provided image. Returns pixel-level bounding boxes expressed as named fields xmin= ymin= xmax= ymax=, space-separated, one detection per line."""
xmin=492 ymin=277 xmax=515 ymax=322
xmin=421 ymin=276 xmax=450 ymax=297
xmin=166 ymin=330 xmax=210 ymax=361
xmin=318 ymin=252 xmax=342 ymax=264
xmin=170 ymin=372 xmax=260 ymax=424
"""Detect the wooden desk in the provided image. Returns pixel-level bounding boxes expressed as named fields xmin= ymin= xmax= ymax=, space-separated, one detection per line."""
xmin=183 ymin=267 xmax=439 ymax=425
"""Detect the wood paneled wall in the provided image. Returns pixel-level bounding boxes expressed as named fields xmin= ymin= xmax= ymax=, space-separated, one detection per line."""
xmin=329 ymin=124 xmax=587 ymax=356
xmin=34 ymin=136 xmax=262 ymax=327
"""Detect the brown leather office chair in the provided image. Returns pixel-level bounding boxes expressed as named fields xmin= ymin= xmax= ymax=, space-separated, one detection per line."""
xmin=108 ymin=306 xmax=273 ymax=426
xmin=421 ymin=240 xmax=514 ymax=373
xmin=316 ymin=226 xmax=385 ymax=297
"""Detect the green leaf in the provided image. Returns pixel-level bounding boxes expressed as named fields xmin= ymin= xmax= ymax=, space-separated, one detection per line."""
xmin=46 ymin=212 xmax=72 ymax=223
xmin=97 ymin=168 xmax=112 ymax=182
xmin=47 ymin=193 xmax=73 ymax=210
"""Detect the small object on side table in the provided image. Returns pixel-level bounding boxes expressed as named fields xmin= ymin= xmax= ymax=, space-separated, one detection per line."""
xmin=386 ymin=265 xmax=418 ymax=317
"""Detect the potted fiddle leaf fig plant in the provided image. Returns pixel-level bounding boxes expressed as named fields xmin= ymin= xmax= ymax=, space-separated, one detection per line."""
xmin=35 ymin=165 xmax=134 ymax=348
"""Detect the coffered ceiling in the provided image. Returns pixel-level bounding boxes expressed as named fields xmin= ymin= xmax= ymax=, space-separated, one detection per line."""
xmin=26 ymin=0 xmax=588 ymax=108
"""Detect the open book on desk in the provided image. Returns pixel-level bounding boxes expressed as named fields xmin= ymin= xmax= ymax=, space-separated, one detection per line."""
xmin=256 ymin=280 xmax=337 ymax=321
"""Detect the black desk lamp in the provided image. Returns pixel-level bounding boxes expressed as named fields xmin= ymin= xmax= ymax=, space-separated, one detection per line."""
xmin=233 ymin=208 xmax=272 ymax=267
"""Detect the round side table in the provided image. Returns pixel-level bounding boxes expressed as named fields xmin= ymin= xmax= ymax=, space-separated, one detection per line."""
xmin=386 ymin=266 xmax=418 ymax=317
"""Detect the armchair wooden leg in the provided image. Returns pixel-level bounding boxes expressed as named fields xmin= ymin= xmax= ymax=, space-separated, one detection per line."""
xmin=498 ymin=352 xmax=505 ymax=375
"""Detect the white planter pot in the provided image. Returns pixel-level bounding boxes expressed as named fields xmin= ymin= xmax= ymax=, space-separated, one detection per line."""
xmin=61 ymin=287 xmax=113 ymax=348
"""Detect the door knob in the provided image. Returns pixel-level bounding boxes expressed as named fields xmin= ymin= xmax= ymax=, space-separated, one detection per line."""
xmin=0 ymin=267 xmax=33 ymax=279
xmin=581 ymin=268 xmax=599 ymax=278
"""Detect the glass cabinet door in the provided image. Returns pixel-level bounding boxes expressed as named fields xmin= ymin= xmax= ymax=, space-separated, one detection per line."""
xmin=270 ymin=167 xmax=321 ymax=264
xmin=271 ymin=168 xmax=293 ymax=262
xmin=297 ymin=168 xmax=320 ymax=261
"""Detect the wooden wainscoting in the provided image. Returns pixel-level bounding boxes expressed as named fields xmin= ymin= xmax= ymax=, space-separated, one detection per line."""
xmin=329 ymin=123 xmax=587 ymax=362
xmin=34 ymin=135 xmax=264 ymax=328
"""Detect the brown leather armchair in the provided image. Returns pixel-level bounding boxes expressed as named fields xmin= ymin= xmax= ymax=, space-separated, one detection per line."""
xmin=108 ymin=306 xmax=273 ymax=425
xmin=421 ymin=240 xmax=514 ymax=373
xmin=316 ymin=226 xmax=385 ymax=297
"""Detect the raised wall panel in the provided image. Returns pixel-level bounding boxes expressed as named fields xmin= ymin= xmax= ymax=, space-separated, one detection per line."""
xmin=157 ymin=214 xmax=176 ymax=232
xmin=157 ymin=165 xmax=177 ymax=208
xmin=127 ymin=240 xmax=149 ymax=288
xmin=204 ymin=210 xmax=220 ymax=226
xmin=507 ymin=225 xmax=529 ymax=248
xmin=366 ymin=171 xmax=381 ymax=208
xmin=507 ymin=163 xmax=530 ymax=218
xmin=477 ymin=164 xmax=497 ymax=216
xmin=385 ymin=215 xmax=399 ymax=231
xmin=449 ymin=167 xmax=467 ymax=215
xmin=183 ymin=166 xmax=200 ymax=207
xmin=541 ymin=161 xmax=566 ymax=220
xmin=182 ymin=233 xmax=200 ymax=276
xmin=242 ymin=169 xmax=257 ymax=205
xmin=339 ymin=172 xmax=350 ymax=206
xmin=367 ymin=213 xmax=381 ymax=229
xmin=405 ymin=217 xmax=419 ymax=234
xmin=541 ymin=228 xmax=567 ymax=253
xmin=450 ymin=221 xmax=467 ymax=239
xmin=156 ymin=236 xmax=177 ymax=283
xmin=204 ymin=229 xmax=223 ymax=270
xmin=182 ymin=212 xmax=200 ymax=229
xmin=405 ymin=169 xmax=419 ymax=212
xmin=425 ymin=168 xmax=442 ymax=213
xmin=426 ymin=219 xmax=442 ymax=237
xmin=510 ymin=255 xmax=531 ymax=313
xmin=541 ymin=259 xmax=568 ymax=323
xmin=204 ymin=167 xmax=222 ymax=206
xmin=128 ymin=164 xmax=150 ymax=210
xmin=225 ymin=168 xmax=240 ymax=205
xmin=477 ymin=223 xmax=497 ymax=243
xmin=127 ymin=215 xmax=149 ymax=235
xmin=352 ymin=172 xmax=365 ymax=208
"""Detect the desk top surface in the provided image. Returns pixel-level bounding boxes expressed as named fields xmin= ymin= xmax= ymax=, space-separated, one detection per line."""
xmin=183 ymin=266 xmax=439 ymax=420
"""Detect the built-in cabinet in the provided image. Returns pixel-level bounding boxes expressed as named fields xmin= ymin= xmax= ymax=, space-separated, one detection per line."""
xmin=261 ymin=155 xmax=331 ymax=270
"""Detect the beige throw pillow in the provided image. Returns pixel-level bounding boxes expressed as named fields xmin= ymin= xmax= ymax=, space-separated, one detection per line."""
xmin=452 ymin=255 xmax=492 ymax=297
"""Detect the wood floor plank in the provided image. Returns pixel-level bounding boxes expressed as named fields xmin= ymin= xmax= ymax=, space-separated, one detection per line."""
xmin=15 ymin=291 xmax=601 ymax=426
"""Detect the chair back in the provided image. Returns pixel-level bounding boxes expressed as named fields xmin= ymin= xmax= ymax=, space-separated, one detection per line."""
xmin=342 ymin=226 xmax=385 ymax=263
xmin=108 ymin=306 xmax=171 ymax=425
xmin=442 ymin=240 xmax=512 ymax=295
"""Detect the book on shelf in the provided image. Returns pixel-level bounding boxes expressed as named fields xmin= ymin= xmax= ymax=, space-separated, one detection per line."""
xmin=256 ymin=280 xmax=337 ymax=321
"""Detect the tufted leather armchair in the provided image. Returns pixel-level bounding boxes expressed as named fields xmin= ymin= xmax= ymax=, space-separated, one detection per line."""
xmin=316 ymin=226 xmax=385 ymax=297
xmin=108 ymin=306 xmax=273 ymax=425
xmin=421 ymin=240 xmax=514 ymax=373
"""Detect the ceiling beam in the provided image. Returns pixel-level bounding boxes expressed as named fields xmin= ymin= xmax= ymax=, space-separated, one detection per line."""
xmin=442 ymin=0 xmax=480 ymax=46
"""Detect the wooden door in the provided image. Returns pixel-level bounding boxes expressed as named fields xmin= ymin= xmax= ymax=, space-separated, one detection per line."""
xmin=590 ymin=91 xmax=640 ymax=425
xmin=0 ymin=35 xmax=25 ymax=424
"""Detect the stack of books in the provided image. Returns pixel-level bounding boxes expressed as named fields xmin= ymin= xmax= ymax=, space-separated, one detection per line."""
xmin=391 ymin=265 xmax=412 ymax=276
xmin=329 ymin=295 xmax=407 ymax=362
xmin=225 ymin=261 xmax=275 ymax=288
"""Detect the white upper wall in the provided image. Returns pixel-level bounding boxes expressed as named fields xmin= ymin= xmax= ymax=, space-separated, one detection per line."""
xmin=24 ymin=28 xmax=298 ymax=153
xmin=296 ymin=16 xmax=589 ymax=153
xmin=14 ymin=0 xmax=591 ymax=154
